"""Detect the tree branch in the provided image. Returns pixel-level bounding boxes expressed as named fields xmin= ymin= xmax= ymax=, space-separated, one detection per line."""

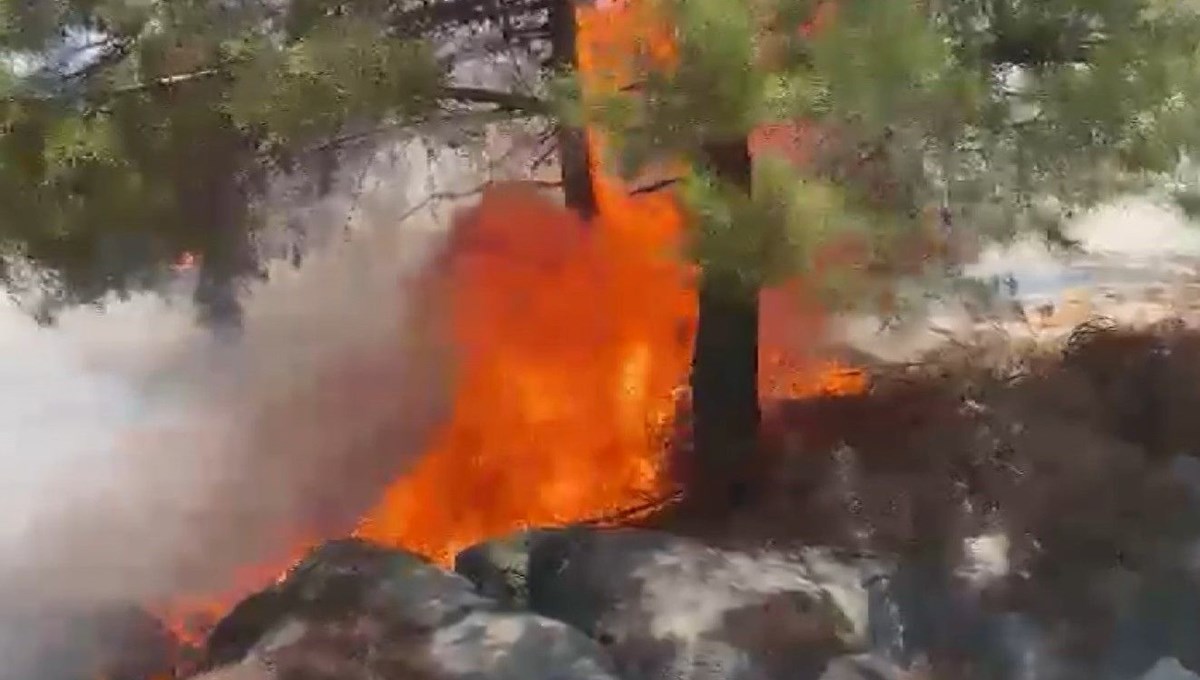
xmin=439 ymin=86 xmax=550 ymax=113
xmin=396 ymin=177 xmax=562 ymax=224
xmin=577 ymin=490 xmax=683 ymax=526
xmin=108 ymin=67 xmax=227 ymax=95
xmin=303 ymin=108 xmax=526 ymax=155
xmin=6 ymin=64 xmax=551 ymax=117
xmin=629 ymin=176 xmax=682 ymax=195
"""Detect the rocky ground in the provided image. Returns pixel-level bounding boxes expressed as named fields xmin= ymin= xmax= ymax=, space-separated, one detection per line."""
xmin=16 ymin=200 xmax=1200 ymax=680
xmin=187 ymin=523 xmax=1197 ymax=680
xmin=12 ymin=320 xmax=1200 ymax=680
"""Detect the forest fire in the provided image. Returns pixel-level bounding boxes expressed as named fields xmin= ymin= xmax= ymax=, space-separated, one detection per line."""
xmin=9 ymin=0 xmax=1200 ymax=676
xmin=352 ymin=181 xmax=693 ymax=562
xmin=354 ymin=0 xmax=863 ymax=565
xmin=147 ymin=0 xmax=864 ymax=652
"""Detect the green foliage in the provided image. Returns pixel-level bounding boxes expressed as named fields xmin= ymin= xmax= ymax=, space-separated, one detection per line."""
xmin=6 ymin=0 xmax=1200 ymax=327
xmin=224 ymin=16 xmax=440 ymax=150
xmin=0 ymin=0 xmax=449 ymax=323
xmin=584 ymin=0 xmax=1200 ymax=311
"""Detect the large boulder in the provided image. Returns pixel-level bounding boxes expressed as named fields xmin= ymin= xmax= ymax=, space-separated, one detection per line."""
xmin=427 ymin=611 xmax=621 ymax=680
xmin=458 ymin=527 xmax=881 ymax=680
xmin=454 ymin=529 xmax=560 ymax=609
xmin=204 ymin=538 xmax=496 ymax=668
xmin=202 ymin=538 xmax=618 ymax=680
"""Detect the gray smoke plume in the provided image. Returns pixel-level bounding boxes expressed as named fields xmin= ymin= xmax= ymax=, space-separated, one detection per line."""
xmin=0 ymin=134 xmax=504 ymax=627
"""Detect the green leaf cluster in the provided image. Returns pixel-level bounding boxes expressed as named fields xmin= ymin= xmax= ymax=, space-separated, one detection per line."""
xmin=584 ymin=0 xmax=1200 ymax=309
xmin=0 ymin=0 xmax=447 ymax=322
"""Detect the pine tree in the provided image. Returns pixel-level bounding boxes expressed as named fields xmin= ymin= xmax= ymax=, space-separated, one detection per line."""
xmin=585 ymin=0 xmax=1200 ymax=494
xmin=0 ymin=0 xmax=561 ymax=328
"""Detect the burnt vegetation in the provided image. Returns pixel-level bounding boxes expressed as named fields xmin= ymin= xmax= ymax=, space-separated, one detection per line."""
xmin=26 ymin=318 xmax=1200 ymax=680
xmin=656 ymin=318 xmax=1200 ymax=673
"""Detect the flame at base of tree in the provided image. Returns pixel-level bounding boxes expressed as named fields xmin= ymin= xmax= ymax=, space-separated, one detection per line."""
xmin=354 ymin=0 xmax=865 ymax=566
xmin=353 ymin=183 xmax=695 ymax=563
xmin=152 ymin=0 xmax=865 ymax=645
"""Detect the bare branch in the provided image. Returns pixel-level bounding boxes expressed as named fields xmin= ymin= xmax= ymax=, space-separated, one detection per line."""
xmin=576 ymin=490 xmax=683 ymax=526
xmin=109 ymin=67 xmax=226 ymax=94
xmin=628 ymin=176 xmax=682 ymax=195
xmin=303 ymin=108 xmax=533 ymax=155
xmin=396 ymin=177 xmax=563 ymax=224
xmin=7 ymin=63 xmax=551 ymax=117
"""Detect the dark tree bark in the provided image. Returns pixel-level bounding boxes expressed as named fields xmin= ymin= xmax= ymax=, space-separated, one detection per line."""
xmin=547 ymin=0 xmax=598 ymax=219
xmin=178 ymin=125 xmax=259 ymax=339
xmin=687 ymin=138 xmax=760 ymax=507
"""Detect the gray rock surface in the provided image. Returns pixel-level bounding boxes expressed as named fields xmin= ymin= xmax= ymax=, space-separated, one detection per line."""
xmin=817 ymin=654 xmax=909 ymax=680
xmin=1141 ymin=658 xmax=1200 ymax=680
xmin=454 ymin=529 xmax=561 ymax=609
xmin=206 ymin=538 xmax=618 ymax=680
xmin=429 ymin=611 xmax=620 ymax=680
xmin=496 ymin=527 xmax=882 ymax=680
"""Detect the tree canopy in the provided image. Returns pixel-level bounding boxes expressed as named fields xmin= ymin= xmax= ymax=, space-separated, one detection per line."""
xmin=584 ymin=0 xmax=1200 ymax=313
xmin=3 ymin=0 xmax=1200 ymax=327
xmin=0 ymin=0 xmax=552 ymax=326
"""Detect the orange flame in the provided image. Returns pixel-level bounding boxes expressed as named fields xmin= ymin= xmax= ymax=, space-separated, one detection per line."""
xmin=155 ymin=0 xmax=865 ymax=647
xmin=355 ymin=0 xmax=865 ymax=565
xmin=354 ymin=184 xmax=693 ymax=563
xmin=354 ymin=0 xmax=699 ymax=565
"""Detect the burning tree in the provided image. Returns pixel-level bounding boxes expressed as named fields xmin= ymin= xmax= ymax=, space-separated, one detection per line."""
xmin=580 ymin=0 xmax=1200 ymax=495
xmin=4 ymin=0 xmax=1200 ymax=497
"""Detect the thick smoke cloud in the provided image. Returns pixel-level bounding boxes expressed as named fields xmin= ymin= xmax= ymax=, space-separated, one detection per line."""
xmin=0 ymin=136 xmax=486 ymax=618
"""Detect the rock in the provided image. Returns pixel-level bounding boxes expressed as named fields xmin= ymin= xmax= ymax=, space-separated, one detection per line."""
xmin=429 ymin=611 xmax=620 ymax=680
xmin=0 ymin=604 xmax=180 ymax=680
xmin=817 ymin=654 xmax=909 ymax=680
xmin=1103 ymin=569 xmax=1200 ymax=678
xmin=284 ymin=537 xmax=495 ymax=627
xmin=187 ymin=659 xmax=272 ymax=680
xmin=454 ymin=529 xmax=561 ymax=609
xmin=205 ymin=538 xmax=495 ymax=667
xmin=870 ymin=555 xmax=992 ymax=669
xmin=520 ymin=527 xmax=880 ymax=680
xmin=242 ymin=609 xmax=620 ymax=680
xmin=205 ymin=538 xmax=618 ymax=680
xmin=1142 ymin=658 xmax=1200 ymax=680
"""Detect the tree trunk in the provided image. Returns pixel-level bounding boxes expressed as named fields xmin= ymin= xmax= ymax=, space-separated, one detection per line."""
xmin=185 ymin=128 xmax=258 ymax=339
xmin=687 ymin=138 xmax=760 ymax=507
xmin=547 ymin=0 xmax=598 ymax=219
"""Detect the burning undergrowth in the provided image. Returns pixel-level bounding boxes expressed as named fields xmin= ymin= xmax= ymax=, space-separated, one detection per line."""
xmin=23 ymin=313 xmax=1200 ymax=680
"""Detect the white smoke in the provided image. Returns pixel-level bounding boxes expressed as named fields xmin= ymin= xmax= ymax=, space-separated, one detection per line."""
xmin=0 ymin=130 xmax=533 ymax=613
